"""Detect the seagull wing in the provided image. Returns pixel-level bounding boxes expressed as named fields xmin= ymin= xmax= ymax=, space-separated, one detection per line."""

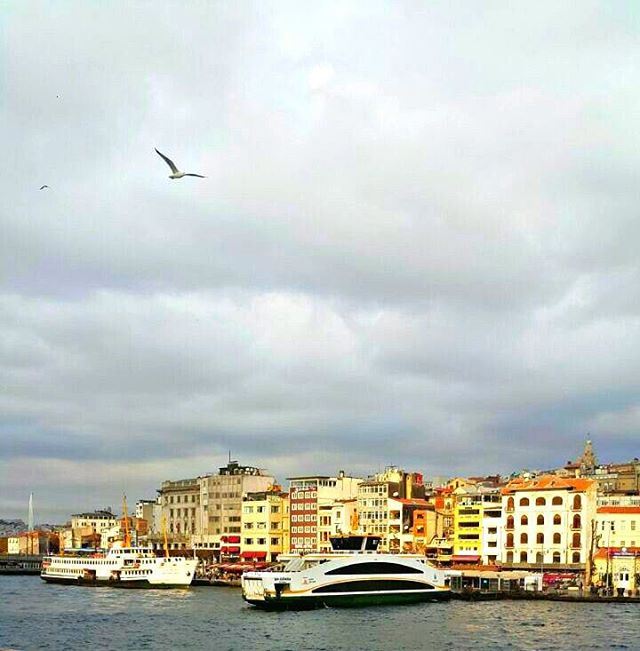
xmin=184 ymin=173 xmax=206 ymax=178
xmin=155 ymin=148 xmax=179 ymax=174
xmin=39 ymin=185 xmax=50 ymax=190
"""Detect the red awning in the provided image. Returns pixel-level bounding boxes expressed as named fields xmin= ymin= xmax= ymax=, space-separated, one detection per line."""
xmin=227 ymin=536 xmax=241 ymax=544
xmin=451 ymin=555 xmax=481 ymax=563
xmin=241 ymin=551 xmax=268 ymax=559
xmin=223 ymin=546 xmax=240 ymax=554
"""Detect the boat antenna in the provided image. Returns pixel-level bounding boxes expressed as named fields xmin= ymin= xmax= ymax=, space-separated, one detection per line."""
xmin=123 ymin=494 xmax=131 ymax=548
xmin=28 ymin=492 xmax=34 ymax=532
xmin=162 ymin=515 xmax=170 ymax=559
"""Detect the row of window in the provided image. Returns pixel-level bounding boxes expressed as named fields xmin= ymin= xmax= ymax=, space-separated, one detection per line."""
xmin=292 ymin=526 xmax=317 ymax=534
xmin=291 ymin=491 xmax=318 ymax=498
xmin=600 ymin=519 xmax=637 ymax=531
xmin=506 ymin=514 xmax=582 ymax=527
xmin=292 ymin=514 xmax=317 ymax=523
xmin=506 ymin=495 xmax=582 ymax=509
xmin=506 ymin=551 xmax=582 ymax=563
xmin=165 ymin=494 xmax=198 ymax=504
xmin=243 ymin=505 xmax=280 ymax=514
xmin=506 ymin=532 xmax=582 ymax=546
xmin=169 ymin=508 xmax=196 ymax=518
xmin=291 ymin=502 xmax=317 ymax=512
xmin=243 ymin=537 xmax=279 ymax=545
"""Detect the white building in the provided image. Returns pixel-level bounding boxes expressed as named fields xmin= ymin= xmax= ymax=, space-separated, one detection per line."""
xmin=502 ymin=475 xmax=597 ymax=568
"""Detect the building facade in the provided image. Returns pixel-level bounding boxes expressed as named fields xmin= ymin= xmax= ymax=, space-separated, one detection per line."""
xmin=288 ymin=471 xmax=362 ymax=553
xmin=502 ymin=475 xmax=597 ymax=570
xmin=240 ymin=488 xmax=289 ymax=562
xmin=595 ymin=506 xmax=640 ymax=549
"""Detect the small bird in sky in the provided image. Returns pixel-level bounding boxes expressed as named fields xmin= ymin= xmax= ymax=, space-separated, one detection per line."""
xmin=155 ymin=148 xmax=205 ymax=179
xmin=39 ymin=185 xmax=50 ymax=190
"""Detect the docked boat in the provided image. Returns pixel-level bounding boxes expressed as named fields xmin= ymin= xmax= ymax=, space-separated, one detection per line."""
xmin=41 ymin=544 xmax=198 ymax=588
xmin=241 ymin=535 xmax=451 ymax=609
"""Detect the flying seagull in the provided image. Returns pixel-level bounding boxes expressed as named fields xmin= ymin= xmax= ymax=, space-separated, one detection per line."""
xmin=39 ymin=185 xmax=50 ymax=190
xmin=155 ymin=148 xmax=205 ymax=179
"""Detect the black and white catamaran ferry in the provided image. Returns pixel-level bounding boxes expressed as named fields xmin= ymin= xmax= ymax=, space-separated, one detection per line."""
xmin=242 ymin=535 xmax=450 ymax=609
xmin=41 ymin=543 xmax=198 ymax=588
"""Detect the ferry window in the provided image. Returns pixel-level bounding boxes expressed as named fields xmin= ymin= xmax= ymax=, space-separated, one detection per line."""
xmin=313 ymin=579 xmax=433 ymax=593
xmin=325 ymin=562 xmax=423 ymax=575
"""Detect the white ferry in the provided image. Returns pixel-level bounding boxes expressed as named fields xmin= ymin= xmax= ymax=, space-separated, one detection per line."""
xmin=41 ymin=543 xmax=198 ymax=588
xmin=242 ymin=535 xmax=451 ymax=609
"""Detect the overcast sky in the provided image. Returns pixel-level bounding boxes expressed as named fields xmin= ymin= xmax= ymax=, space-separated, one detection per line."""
xmin=2 ymin=1 xmax=639 ymax=522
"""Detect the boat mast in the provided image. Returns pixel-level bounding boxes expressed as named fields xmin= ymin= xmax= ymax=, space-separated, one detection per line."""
xmin=28 ymin=493 xmax=34 ymax=554
xmin=123 ymin=495 xmax=131 ymax=547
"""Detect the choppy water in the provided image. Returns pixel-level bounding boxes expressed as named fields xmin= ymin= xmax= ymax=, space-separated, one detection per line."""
xmin=1 ymin=576 xmax=639 ymax=650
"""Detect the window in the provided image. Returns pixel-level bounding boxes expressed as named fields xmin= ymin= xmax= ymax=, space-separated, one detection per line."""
xmin=519 ymin=551 xmax=527 ymax=563
xmin=552 ymin=496 xmax=562 ymax=506
xmin=506 ymin=516 xmax=514 ymax=529
xmin=572 ymin=551 xmax=580 ymax=563
xmin=520 ymin=533 xmax=528 ymax=544
xmin=507 ymin=497 xmax=515 ymax=510
xmin=521 ymin=515 xmax=528 ymax=526
xmin=572 ymin=495 xmax=582 ymax=510
xmin=553 ymin=552 xmax=561 ymax=563
xmin=537 ymin=515 xmax=544 ymax=525
xmin=553 ymin=514 xmax=561 ymax=525
xmin=573 ymin=514 xmax=581 ymax=529
xmin=519 ymin=497 xmax=530 ymax=507
xmin=506 ymin=533 xmax=514 ymax=548
xmin=572 ymin=532 xmax=581 ymax=548
xmin=325 ymin=562 xmax=424 ymax=575
xmin=535 ymin=552 xmax=543 ymax=563
xmin=536 ymin=533 xmax=544 ymax=544
xmin=313 ymin=579 xmax=433 ymax=593
xmin=553 ymin=533 xmax=561 ymax=544
xmin=535 ymin=497 xmax=546 ymax=506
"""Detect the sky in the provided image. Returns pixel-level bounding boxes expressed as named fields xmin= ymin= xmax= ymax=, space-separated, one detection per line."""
xmin=1 ymin=1 xmax=640 ymax=522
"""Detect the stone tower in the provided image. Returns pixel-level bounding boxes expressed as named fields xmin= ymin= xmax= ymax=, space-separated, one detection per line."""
xmin=578 ymin=439 xmax=597 ymax=474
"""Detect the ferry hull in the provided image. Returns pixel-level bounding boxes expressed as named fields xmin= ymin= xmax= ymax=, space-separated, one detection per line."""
xmin=40 ymin=575 xmax=189 ymax=589
xmin=244 ymin=589 xmax=451 ymax=610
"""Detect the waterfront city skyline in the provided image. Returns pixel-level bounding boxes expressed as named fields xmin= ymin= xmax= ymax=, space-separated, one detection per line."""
xmin=2 ymin=2 xmax=640 ymax=521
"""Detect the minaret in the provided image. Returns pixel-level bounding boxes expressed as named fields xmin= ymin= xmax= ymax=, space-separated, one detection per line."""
xmin=28 ymin=492 xmax=34 ymax=531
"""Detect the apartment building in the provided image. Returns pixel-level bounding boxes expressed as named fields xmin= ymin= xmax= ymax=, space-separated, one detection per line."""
xmin=288 ymin=471 xmax=362 ymax=553
xmin=240 ymin=488 xmax=289 ymax=562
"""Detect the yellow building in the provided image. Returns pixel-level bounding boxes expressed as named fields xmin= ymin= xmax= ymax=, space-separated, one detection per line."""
xmin=452 ymin=489 xmax=483 ymax=560
xmin=593 ymin=547 xmax=640 ymax=595
xmin=240 ymin=489 xmax=289 ymax=562
xmin=595 ymin=506 xmax=640 ymax=548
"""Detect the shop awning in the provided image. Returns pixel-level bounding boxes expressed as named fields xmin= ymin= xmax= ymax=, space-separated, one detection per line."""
xmin=220 ymin=546 xmax=240 ymax=554
xmin=240 ymin=551 xmax=268 ymax=559
xmin=451 ymin=555 xmax=481 ymax=563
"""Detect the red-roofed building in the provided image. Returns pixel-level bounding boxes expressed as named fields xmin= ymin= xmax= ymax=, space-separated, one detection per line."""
xmin=592 ymin=547 xmax=640 ymax=595
xmin=501 ymin=474 xmax=597 ymax=572
xmin=595 ymin=506 xmax=640 ymax=549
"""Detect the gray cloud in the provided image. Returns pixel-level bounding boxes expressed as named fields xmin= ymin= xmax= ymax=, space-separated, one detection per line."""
xmin=1 ymin=1 xmax=640 ymax=519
